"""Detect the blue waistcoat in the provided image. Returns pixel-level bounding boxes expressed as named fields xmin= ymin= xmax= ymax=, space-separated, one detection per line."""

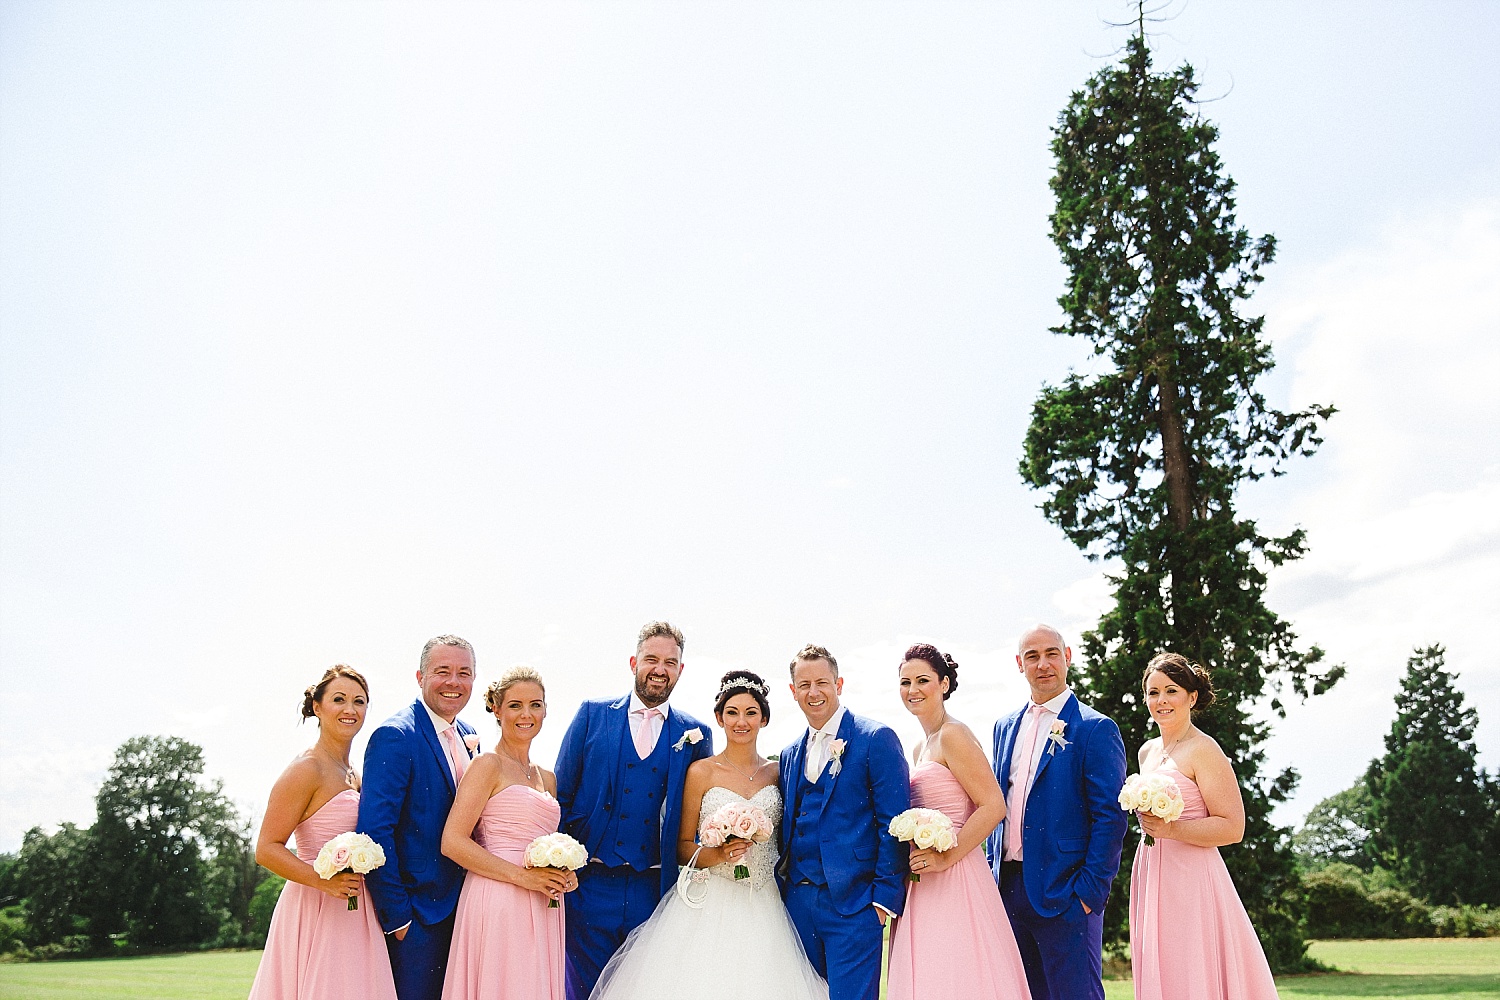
xmin=594 ymin=721 xmax=672 ymax=869
xmin=786 ymin=765 xmax=833 ymax=886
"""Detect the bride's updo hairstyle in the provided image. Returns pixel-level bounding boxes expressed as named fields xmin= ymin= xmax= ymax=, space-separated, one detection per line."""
xmin=901 ymin=643 xmax=959 ymax=700
xmin=484 ymin=665 xmax=546 ymax=717
xmin=300 ymin=665 xmax=369 ymax=720
xmin=714 ymin=669 xmax=771 ymax=723
xmin=1141 ymin=651 xmax=1215 ymax=711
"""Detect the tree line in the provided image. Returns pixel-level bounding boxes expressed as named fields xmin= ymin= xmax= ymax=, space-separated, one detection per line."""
xmin=0 ymin=736 xmax=283 ymax=959
xmin=1291 ymin=645 xmax=1500 ymax=939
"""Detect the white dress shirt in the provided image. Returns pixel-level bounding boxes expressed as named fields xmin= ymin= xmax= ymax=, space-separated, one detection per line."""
xmin=1003 ymin=687 xmax=1074 ymax=862
xmin=803 ymin=705 xmax=848 ymax=781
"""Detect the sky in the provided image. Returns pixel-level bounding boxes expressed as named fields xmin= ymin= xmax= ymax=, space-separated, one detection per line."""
xmin=1 ymin=2 xmax=1496 ymax=853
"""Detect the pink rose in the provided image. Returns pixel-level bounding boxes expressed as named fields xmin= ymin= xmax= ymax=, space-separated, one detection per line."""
xmin=700 ymin=827 xmax=725 ymax=848
xmin=731 ymin=813 xmax=759 ymax=840
xmin=331 ymin=846 xmax=351 ymax=869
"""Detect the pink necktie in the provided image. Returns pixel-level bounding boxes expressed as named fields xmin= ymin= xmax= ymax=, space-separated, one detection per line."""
xmin=1006 ymin=704 xmax=1048 ymax=859
xmin=441 ymin=726 xmax=469 ymax=783
xmin=634 ymin=708 xmax=661 ymax=759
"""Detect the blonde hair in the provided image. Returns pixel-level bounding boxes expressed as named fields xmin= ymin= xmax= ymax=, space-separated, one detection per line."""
xmin=484 ymin=665 xmax=546 ymax=713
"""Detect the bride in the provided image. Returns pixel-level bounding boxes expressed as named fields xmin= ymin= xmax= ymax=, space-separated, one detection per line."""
xmin=590 ymin=670 xmax=829 ymax=1000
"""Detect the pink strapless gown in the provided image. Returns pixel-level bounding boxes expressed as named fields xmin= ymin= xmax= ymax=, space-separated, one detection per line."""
xmin=442 ymin=783 xmax=566 ymax=1000
xmin=886 ymin=762 xmax=1032 ymax=1000
xmin=247 ymin=789 xmax=397 ymax=1000
xmin=1129 ymin=766 xmax=1278 ymax=1000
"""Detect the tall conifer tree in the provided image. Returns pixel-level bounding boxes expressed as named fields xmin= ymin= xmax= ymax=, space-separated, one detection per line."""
xmin=1365 ymin=645 xmax=1497 ymax=906
xmin=1021 ymin=26 xmax=1341 ymax=968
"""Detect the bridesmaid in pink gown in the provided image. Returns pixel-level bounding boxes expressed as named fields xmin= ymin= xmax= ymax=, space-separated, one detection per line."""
xmin=1129 ymin=652 xmax=1278 ymax=1000
xmin=441 ymin=666 xmax=573 ymax=1000
xmin=249 ymin=665 xmax=397 ymax=1000
xmin=886 ymin=645 xmax=1032 ymax=1000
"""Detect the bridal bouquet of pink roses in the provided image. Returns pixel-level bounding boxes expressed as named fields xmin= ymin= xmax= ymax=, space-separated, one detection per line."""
xmin=524 ymin=832 xmax=588 ymax=907
xmin=313 ymin=832 xmax=386 ymax=910
xmin=888 ymin=807 xmax=955 ymax=881
xmin=698 ymin=801 xmax=773 ymax=879
xmin=1118 ymin=772 xmax=1185 ymax=846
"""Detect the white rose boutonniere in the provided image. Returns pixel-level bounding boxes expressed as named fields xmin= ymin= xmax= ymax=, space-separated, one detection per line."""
xmin=462 ymin=734 xmax=481 ymax=756
xmin=673 ymin=727 xmax=705 ymax=751
xmin=1045 ymin=720 xmax=1070 ymax=756
xmin=828 ymin=738 xmax=848 ymax=777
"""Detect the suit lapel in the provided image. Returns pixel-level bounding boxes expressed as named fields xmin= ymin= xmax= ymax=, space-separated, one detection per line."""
xmin=996 ymin=709 xmax=1023 ymax=796
xmin=809 ymin=711 xmax=856 ymax=819
xmin=1030 ymin=694 xmax=1080 ymax=789
xmin=413 ymin=699 xmax=457 ymax=797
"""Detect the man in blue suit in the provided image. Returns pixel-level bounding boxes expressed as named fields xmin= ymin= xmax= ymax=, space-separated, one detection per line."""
xmin=554 ymin=621 xmax=714 ymax=1000
xmin=358 ymin=635 xmax=480 ymax=1000
xmin=988 ymin=624 xmax=1127 ymax=1000
xmin=778 ymin=644 xmax=910 ymax=1000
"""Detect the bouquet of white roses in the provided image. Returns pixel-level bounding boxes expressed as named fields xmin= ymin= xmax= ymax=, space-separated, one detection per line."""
xmin=698 ymin=800 xmax=773 ymax=879
xmin=888 ymin=807 xmax=956 ymax=881
xmin=1117 ymin=772 xmax=1185 ymax=846
xmin=313 ymin=832 xmax=386 ymax=910
xmin=524 ymin=832 xmax=588 ymax=907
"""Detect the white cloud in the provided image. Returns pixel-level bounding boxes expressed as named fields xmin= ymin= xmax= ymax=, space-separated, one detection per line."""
xmin=1257 ymin=197 xmax=1500 ymax=823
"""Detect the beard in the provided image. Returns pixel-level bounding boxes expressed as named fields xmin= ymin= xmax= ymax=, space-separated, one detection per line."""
xmin=634 ymin=672 xmax=674 ymax=707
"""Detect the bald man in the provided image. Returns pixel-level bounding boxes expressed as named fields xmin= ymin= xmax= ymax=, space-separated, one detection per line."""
xmin=987 ymin=624 xmax=1127 ymax=1000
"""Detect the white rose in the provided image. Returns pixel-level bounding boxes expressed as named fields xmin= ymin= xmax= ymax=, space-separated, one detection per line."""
xmin=913 ymin=824 xmax=938 ymax=850
xmin=1149 ymin=790 xmax=1174 ymax=816
xmin=348 ymin=845 xmax=375 ymax=872
xmin=546 ymin=844 xmax=570 ymax=867
xmin=934 ymin=827 xmax=956 ymax=852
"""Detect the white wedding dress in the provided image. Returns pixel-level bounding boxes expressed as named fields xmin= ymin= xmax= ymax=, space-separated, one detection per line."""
xmin=588 ymin=785 xmax=829 ymax=1000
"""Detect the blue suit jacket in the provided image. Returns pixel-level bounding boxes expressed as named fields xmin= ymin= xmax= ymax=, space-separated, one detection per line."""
xmin=987 ymin=693 xmax=1128 ymax=917
xmin=553 ymin=694 xmax=714 ymax=896
xmin=357 ymin=698 xmax=478 ymax=933
xmin=777 ymin=710 xmax=911 ymax=917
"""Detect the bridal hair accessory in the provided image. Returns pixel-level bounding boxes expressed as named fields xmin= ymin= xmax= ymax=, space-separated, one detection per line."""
xmin=717 ymin=676 xmax=769 ymax=699
xmin=673 ymin=728 xmax=705 ymax=751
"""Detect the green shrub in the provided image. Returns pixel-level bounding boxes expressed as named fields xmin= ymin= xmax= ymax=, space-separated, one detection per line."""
xmin=247 ymin=875 xmax=286 ymax=948
xmin=0 ymin=906 xmax=24 ymax=955
xmin=1302 ymin=862 xmax=1499 ymax=938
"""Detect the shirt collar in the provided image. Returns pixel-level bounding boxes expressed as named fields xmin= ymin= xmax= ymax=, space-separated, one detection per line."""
xmin=1032 ymin=687 xmax=1073 ymax=715
xmin=422 ymin=698 xmax=457 ymax=736
xmin=629 ymin=691 xmax=670 ymax=717
xmin=810 ymin=704 xmax=848 ymax=740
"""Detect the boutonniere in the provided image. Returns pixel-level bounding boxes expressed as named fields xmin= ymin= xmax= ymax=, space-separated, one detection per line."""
xmin=673 ymin=728 xmax=704 ymax=751
xmin=827 ymin=738 xmax=847 ymax=777
xmin=462 ymin=734 xmax=481 ymax=757
xmin=1045 ymin=720 xmax=1070 ymax=756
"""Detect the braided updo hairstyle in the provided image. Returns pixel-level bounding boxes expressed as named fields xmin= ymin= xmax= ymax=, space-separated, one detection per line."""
xmin=901 ymin=643 xmax=959 ymax=700
xmin=300 ymin=665 xmax=369 ymax=720
xmin=714 ymin=669 xmax=771 ymax=723
xmin=1141 ymin=651 xmax=1215 ymax=711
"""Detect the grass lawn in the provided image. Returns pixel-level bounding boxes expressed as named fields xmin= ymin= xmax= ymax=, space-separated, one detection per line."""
xmin=0 ymin=950 xmax=261 ymax=1000
xmin=0 ymin=938 xmax=1494 ymax=999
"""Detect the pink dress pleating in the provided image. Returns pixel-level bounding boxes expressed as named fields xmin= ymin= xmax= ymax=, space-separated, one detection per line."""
xmin=1129 ymin=765 xmax=1279 ymax=1000
xmin=442 ymin=783 xmax=566 ymax=1000
xmin=247 ymin=789 xmax=397 ymax=1000
xmin=886 ymin=762 xmax=1032 ymax=1000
